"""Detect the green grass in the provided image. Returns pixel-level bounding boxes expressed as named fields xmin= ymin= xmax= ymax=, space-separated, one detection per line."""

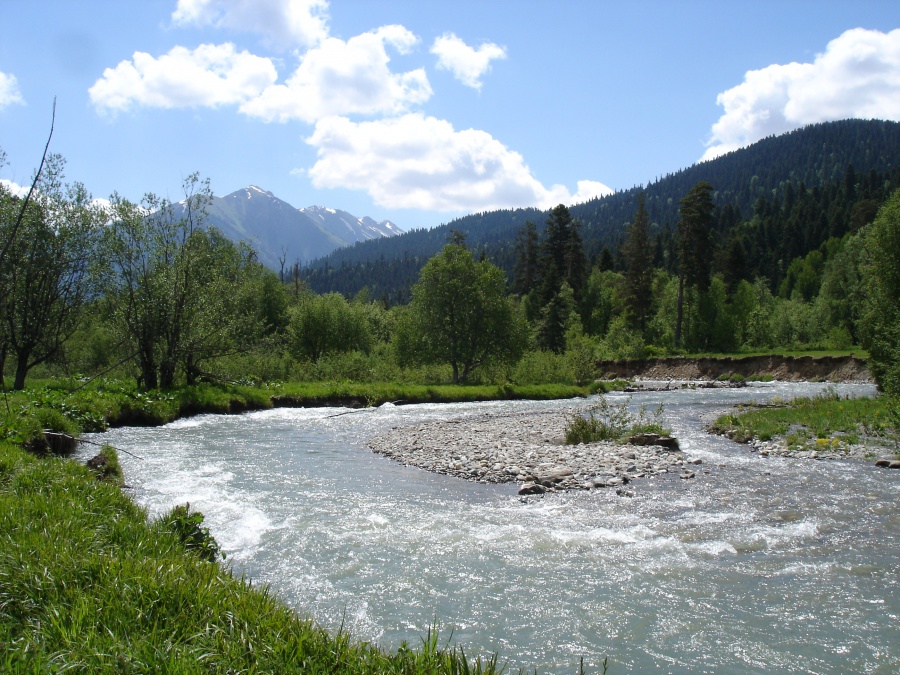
xmin=0 ymin=438 xmax=511 ymax=672
xmin=271 ymin=380 xmax=619 ymax=408
xmin=710 ymin=389 xmax=899 ymax=450
xmin=1 ymin=378 xmax=623 ymax=443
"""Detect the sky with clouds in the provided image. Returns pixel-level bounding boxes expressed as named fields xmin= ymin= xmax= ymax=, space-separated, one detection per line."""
xmin=1 ymin=1 xmax=899 ymax=230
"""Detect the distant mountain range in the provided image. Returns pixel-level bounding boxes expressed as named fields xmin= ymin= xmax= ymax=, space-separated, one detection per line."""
xmin=177 ymin=185 xmax=403 ymax=270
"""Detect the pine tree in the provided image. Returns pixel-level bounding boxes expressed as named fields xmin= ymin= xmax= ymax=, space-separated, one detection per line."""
xmin=622 ymin=193 xmax=654 ymax=333
xmin=512 ymin=220 xmax=539 ymax=296
xmin=675 ymin=181 xmax=715 ymax=347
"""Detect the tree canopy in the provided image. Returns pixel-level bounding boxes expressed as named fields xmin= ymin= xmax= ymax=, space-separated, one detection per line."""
xmin=395 ymin=244 xmax=524 ymax=383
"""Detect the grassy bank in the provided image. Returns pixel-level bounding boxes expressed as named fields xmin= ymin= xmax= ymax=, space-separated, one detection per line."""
xmin=1 ymin=377 xmax=619 ymax=671
xmin=0 ymin=438 xmax=508 ymax=672
xmin=710 ymin=389 xmax=899 ymax=455
xmin=2 ymin=378 xmax=612 ymax=440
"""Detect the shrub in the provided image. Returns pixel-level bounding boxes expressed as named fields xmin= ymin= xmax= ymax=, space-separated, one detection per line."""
xmin=565 ymin=396 xmax=669 ymax=444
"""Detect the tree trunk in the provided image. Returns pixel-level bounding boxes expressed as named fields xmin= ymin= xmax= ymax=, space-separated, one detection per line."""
xmin=13 ymin=355 xmax=29 ymax=391
xmin=185 ymin=354 xmax=200 ymax=386
xmin=159 ymin=360 xmax=177 ymax=390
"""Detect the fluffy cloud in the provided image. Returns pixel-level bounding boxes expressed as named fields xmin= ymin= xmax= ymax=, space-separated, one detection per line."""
xmin=431 ymin=33 xmax=506 ymax=90
xmin=703 ymin=28 xmax=900 ymax=161
xmin=240 ymin=25 xmax=431 ymax=123
xmin=172 ymin=0 xmax=329 ymax=50
xmin=89 ymin=43 xmax=277 ymax=114
xmin=0 ymin=70 xmax=25 ymax=109
xmin=305 ymin=113 xmax=612 ymax=211
xmin=0 ymin=179 xmax=29 ymax=198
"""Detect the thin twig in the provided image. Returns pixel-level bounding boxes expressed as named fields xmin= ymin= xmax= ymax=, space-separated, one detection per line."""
xmin=43 ymin=430 xmax=144 ymax=460
xmin=0 ymin=97 xmax=56 ymax=269
xmin=68 ymin=349 xmax=140 ymax=394
xmin=324 ymin=401 xmax=404 ymax=418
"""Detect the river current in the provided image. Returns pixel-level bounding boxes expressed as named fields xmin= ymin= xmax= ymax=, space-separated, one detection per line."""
xmin=83 ymin=383 xmax=899 ymax=673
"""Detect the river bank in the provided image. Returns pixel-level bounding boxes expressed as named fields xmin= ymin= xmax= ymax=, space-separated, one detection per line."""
xmin=597 ymin=354 xmax=871 ymax=382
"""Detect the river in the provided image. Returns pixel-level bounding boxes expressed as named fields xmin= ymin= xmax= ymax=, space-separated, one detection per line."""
xmin=82 ymin=382 xmax=899 ymax=673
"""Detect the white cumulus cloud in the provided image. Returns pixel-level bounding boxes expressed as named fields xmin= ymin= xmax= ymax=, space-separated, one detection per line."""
xmin=88 ymin=43 xmax=278 ymax=114
xmin=172 ymin=0 xmax=329 ymax=50
xmin=0 ymin=178 xmax=29 ymax=198
xmin=431 ymin=33 xmax=506 ymax=90
xmin=0 ymin=70 xmax=25 ymax=109
xmin=240 ymin=25 xmax=431 ymax=123
xmin=703 ymin=27 xmax=900 ymax=161
xmin=305 ymin=113 xmax=612 ymax=211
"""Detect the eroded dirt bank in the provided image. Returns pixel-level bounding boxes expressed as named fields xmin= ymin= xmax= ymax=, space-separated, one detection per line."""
xmin=597 ymin=355 xmax=871 ymax=383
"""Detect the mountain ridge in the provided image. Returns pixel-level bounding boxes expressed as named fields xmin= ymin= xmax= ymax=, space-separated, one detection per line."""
xmin=174 ymin=185 xmax=402 ymax=270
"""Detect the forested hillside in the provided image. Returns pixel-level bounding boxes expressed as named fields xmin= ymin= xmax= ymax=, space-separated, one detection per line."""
xmin=303 ymin=119 xmax=900 ymax=304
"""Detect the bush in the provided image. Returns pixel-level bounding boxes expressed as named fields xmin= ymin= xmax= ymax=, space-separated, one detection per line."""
xmin=511 ymin=350 xmax=574 ymax=385
xmin=565 ymin=396 xmax=669 ymax=444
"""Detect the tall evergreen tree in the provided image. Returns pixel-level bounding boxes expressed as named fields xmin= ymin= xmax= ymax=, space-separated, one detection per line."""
xmin=675 ymin=181 xmax=715 ymax=347
xmin=622 ymin=193 xmax=654 ymax=333
xmin=539 ymin=204 xmax=587 ymax=304
xmin=512 ymin=220 xmax=539 ymax=296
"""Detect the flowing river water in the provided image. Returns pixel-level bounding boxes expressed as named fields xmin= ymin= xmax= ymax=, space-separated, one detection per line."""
xmin=82 ymin=383 xmax=898 ymax=673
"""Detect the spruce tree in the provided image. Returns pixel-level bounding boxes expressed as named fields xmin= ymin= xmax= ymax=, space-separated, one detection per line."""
xmin=622 ymin=192 xmax=654 ymax=333
xmin=675 ymin=181 xmax=715 ymax=347
xmin=512 ymin=220 xmax=539 ymax=296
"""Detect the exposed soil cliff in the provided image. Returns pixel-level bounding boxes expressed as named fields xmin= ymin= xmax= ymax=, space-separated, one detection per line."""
xmin=597 ymin=355 xmax=871 ymax=383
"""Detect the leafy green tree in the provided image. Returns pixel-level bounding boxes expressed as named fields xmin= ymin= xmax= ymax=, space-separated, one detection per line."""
xmin=622 ymin=193 xmax=654 ymax=333
xmin=0 ymin=155 xmax=104 ymax=389
xmin=288 ymin=292 xmax=372 ymax=362
xmin=177 ymin=231 xmax=272 ymax=384
xmin=860 ymin=188 xmax=900 ymax=393
xmin=815 ymin=233 xmax=864 ymax=345
xmin=580 ymin=268 xmax=625 ymax=338
xmin=396 ymin=244 xmax=525 ymax=383
xmin=101 ymin=174 xmax=262 ymax=389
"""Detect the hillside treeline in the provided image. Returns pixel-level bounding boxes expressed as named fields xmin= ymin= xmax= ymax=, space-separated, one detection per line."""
xmin=302 ymin=119 xmax=900 ymax=304
xmin=2 ymin=125 xmax=900 ymax=396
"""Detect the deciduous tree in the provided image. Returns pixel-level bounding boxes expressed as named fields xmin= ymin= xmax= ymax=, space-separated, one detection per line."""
xmin=0 ymin=154 xmax=103 ymax=389
xmin=396 ymin=244 xmax=524 ymax=383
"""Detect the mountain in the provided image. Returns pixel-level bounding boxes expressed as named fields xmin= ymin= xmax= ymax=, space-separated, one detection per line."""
xmin=175 ymin=185 xmax=401 ymax=270
xmin=302 ymin=205 xmax=404 ymax=244
xmin=302 ymin=119 xmax=900 ymax=303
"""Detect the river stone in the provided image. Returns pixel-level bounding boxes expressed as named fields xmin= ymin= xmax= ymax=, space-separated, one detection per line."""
xmin=627 ymin=433 xmax=680 ymax=451
xmin=518 ymin=482 xmax=546 ymax=495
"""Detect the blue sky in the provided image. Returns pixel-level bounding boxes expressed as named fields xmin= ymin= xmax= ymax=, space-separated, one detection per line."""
xmin=1 ymin=1 xmax=899 ymax=230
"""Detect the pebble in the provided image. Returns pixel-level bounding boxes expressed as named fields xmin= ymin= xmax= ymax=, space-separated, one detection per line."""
xmin=367 ymin=409 xmax=688 ymax=494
